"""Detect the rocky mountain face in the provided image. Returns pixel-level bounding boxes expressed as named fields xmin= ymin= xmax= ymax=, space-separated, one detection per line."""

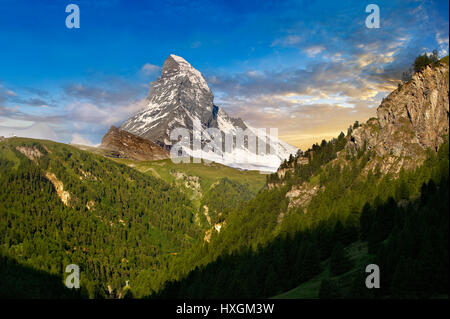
xmin=119 ymin=54 xmax=297 ymax=171
xmin=121 ymin=54 xmax=220 ymax=146
xmin=273 ymin=60 xmax=449 ymax=208
xmin=100 ymin=126 xmax=169 ymax=161
xmin=347 ymin=61 xmax=449 ymax=173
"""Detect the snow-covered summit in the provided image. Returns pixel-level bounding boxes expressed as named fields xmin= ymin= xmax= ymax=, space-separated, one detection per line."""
xmin=120 ymin=54 xmax=298 ymax=171
xmin=162 ymin=54 xmax=210 ymax=91
xmin=168 ymin=54 xmax=186 ymax=62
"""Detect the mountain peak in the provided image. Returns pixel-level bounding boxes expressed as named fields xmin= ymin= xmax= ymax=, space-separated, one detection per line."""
xmin=164 ymin=54 xmax=190 ymax=70
xmin=160 ymin=54 xmax=210 ymax=92
xmin=168 ymin=54 xmax=188 ymax=64
xmin=118 ymin=54 xmax=298 ymax=171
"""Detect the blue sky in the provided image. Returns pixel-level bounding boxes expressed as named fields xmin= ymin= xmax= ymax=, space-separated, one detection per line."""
xmin=0 ymin=0 xmax=448 ymax=148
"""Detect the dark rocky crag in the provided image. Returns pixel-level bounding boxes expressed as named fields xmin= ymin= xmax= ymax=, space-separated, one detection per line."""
xmin=100 ymin=126 xmax=169 ymax=161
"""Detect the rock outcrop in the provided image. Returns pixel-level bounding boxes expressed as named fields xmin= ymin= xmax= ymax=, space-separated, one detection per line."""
xmin=278 ymin=60 xmax=449 ymax=210
xmin=286 ymin=183 xmax=324 ymax=210
xmin=100 ymin=126 xmax=169 ymax=161
xmin=277 ymin=167 xmax=294 ymax=179
xmin=45 ymin=172 xmax=71 ymax=206
xmin=347 ymin=62 xmax=449 ymax=173
xmin=16 ymin=146 xmax=43 ymax=163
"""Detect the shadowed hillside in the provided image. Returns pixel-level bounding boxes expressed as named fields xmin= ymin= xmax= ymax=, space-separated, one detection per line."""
xmin=0 ymin=254 xmax=85 ymax=299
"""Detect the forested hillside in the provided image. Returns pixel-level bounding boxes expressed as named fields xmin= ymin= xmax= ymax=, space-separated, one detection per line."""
xmin=147 ymin=59 xmax=449 ymax=299
xmin=0 ymin=138 xmax=195 ymax=297
xmin=3 ymin=119 xmax=444 ymax=299
xmin=0 ymin=137 xmax=264 ymax=298
xmin=1 ymin=58 xmax=448 ymax=299
xmin=152 ymin=137 xmax=449 ymax=299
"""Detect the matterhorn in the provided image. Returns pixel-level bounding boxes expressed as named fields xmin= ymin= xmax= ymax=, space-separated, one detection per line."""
xmin=119 ymin=54 xmax=297 ymax=171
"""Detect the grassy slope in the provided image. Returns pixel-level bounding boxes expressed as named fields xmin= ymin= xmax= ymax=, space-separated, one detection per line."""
xmin=120 ymin=159 xmax=265 ymax=191
xmin=274 ymin=241 xmax=371 ymax=299
xmin=75 ymin=144 xmax=266 ymax=190
xmin=118 ymin=159 xmax=266 ymax=210
xmin=99 ymin=158 xmax=265 ymax=208
xmin=75 ymin=144 xmax=266 ymax=210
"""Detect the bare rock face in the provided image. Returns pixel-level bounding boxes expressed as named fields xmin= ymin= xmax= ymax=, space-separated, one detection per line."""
xmin=100 ymin=126 xmax=169 ymax=161
xmin=296 ymin=157 xmax=309 ymax=165
xmin=16 ymin=146 xmax=43 ymax=163
xmin=45 ymin=172 xmax=71 ymax=206
xmin=377 ymin=63 xmax=449 ymax=154
xmin=277 ymin=167 xmax=294 ymax=179
xmin=286 ymin=184 xmax=324 ymax=210
xmin=279 ymin=61 xmax=449 ymax=211
xmin=120 ymin=54 xmax=220 ymax=147
xmin=347 ymin=62 xmax=449 ymax=172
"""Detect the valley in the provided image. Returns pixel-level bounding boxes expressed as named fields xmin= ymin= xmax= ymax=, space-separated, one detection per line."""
xmin=0 ymin=55 xmax=448 ymax=300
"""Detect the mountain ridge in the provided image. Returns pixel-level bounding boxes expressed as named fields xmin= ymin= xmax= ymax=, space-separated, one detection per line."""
xmin=117 ymin=54 xmax=297 ymax=171
xmin=272 ymin=59 xmax=449 ymax=190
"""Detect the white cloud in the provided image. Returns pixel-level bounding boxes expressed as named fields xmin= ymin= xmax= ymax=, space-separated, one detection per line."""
xmin=6 ymin=90 xmax=16 ymax=97
xmin=70 ymin=133 xmax=97 ymax=146
xmin=0 ymin=122 xmax=58 ymax=141
xmin=67 ymin=99 xmax=146 ymax=126
xmin=435 ymin=32 xmax=449 ymax=57
xmin=436 ymin=32 xmax=449 ymax=46
xmin=141 ymin=63 xmax=160 ymax=75
xmin=246 ymin=70 xmax=263 ymax=78
xmin=304 ymin=45 xmax=325 ymax=57
xmin=271 ymin=35 xmax=302 ymax=47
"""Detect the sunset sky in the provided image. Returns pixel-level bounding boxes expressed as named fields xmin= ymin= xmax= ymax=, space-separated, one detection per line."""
xmin=0 ymin=0 xmax=448 ymax=149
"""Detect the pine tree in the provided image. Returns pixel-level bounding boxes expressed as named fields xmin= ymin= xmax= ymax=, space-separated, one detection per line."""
xmin=391 ymin=257 xmax=413 ymax=298
xmin=300 ymin=241 xmax=321 ymax=281
xmin=360 ymin=203 xmax=373 ymax=240
xmin=330 ymin=242 xmax=352 ymax=276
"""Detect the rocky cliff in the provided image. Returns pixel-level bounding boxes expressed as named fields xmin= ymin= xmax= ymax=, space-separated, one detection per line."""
xmin=100 ymin=126 xmax=169 ymax=161
xmin=274 ymin=59 xmax=449 ymax=209
xmin=347 ymin=61 xmax=449 ymax=173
